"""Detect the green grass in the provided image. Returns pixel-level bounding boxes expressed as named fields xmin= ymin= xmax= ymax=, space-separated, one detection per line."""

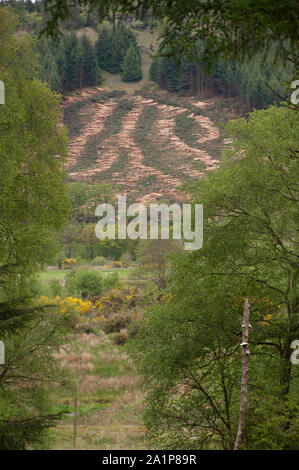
xmin=37 ymin=266 xmax=135 ymax=298
xmin=49 ymin=327 xmax=146 ymax=449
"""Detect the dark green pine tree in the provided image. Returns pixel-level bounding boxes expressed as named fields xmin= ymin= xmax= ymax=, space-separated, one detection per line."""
xmin=95 ymin=26 xmax=112 ymax=70
xmin=106 ymin=39 xmax=123 ymax=74
xmin=121 ymin=45 xmax=142 ymax=82
xmin=95 ymin=26 xmax=120 ymax=74
xmin=0 ymin=299 xmax=66 ymax=450
xmin=160 ymin=56 xmax=180 ymax=91
xmin=36 ymin=36 xmax=61 ymax=92
xmin=57 ymin=32 xmax=80 ymax=92
xmin=115 ymin=23 xmax=138 ymax=63
xmin=78 ymin=35 xmax=101 ymax=88
xmin=149 ymin=56 xmax=161 ymax=82
xmin=96 ymin=24 xmax=139 ymax=75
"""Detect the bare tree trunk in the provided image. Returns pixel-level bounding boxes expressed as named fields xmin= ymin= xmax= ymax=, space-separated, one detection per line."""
xmin=234 ymin=298 xmax=250 ymax=450
xmin=73 ymin=397 xmax=78 ymax=449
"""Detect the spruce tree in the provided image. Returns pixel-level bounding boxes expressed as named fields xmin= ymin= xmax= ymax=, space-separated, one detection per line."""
xmin=121 ymin=45 xmax=142 ymax=82
xmin=58 ymin=32 xmax=80 ymax=91
xmin=149 ymin=56 xmax=161 ymax=83
xmin=95 ymin=26 xmax=112 ymax=70
xmin=36 ymin=36 xmax=61 ymax=92
xmin=96 ymin=24 xmax=139 ymax=75
xmin=78 ymin=34 xmax=101 ymax=87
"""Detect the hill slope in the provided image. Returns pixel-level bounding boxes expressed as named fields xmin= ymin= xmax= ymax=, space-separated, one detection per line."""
xmin=62 ymin=87 xmax=229 ymax=203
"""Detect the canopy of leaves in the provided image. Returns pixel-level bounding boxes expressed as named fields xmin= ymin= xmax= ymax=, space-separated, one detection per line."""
xmin=42 ymin=0 xmax=299 ymax=67
xmin=130 ymin=106 xmax=299 ymax=449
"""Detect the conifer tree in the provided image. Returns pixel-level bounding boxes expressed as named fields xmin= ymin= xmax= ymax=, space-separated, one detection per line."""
xmin=57 ymin=32 xmax=80 ymax=91
xmin=121 ymin=45 xmax=142 ymax=82
xmin=95 ymin=26 xmax=113 ymax=70
xmin=36 ymin=37 xmax=61 ymax=92
xmin=78 ymin=34 xmax=101 ymax=87
xmin=96 ymin=24 xmax=139 ymax=75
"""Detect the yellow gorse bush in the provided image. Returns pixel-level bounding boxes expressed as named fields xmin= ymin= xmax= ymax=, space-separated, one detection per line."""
xmin=38 ymin=295 xmax=92 ymax=315
xmin=61 ymin=258 xmax=78 ymax=269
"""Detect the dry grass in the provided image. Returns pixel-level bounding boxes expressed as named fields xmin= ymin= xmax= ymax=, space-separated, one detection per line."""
xmin=97 ymin=375 xmax=141 ymax=392
xmin=50 ymin=327 xmax=146 ymax=449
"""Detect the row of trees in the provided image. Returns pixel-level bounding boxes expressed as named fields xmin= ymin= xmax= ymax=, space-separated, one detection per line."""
xmin=36 ymin=32 xmax=101 ymax=93
xmin=36 ymin=22 xmax=143 ymax=92
xmin=150 ymin=43 xmax=295 ymax=107
xmin=95 ymin=24 xmax=142 ymax=81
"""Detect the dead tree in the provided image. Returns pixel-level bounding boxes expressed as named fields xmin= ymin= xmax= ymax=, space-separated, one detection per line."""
xmin=234 ymin=298 xmax=250 ymax=450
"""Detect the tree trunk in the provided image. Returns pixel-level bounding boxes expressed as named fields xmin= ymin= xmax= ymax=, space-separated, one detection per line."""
xmin=234 ymin=298 xmax=250 ymax=450
xmin=73 ymin=397 xmax=78 ymax=449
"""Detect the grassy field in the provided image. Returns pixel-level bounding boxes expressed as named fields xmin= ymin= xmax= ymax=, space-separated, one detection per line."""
xmin=38 ymin=263 xmax=148 ymax=450
xmin=49 ymin=328 xmax=146 ymax=449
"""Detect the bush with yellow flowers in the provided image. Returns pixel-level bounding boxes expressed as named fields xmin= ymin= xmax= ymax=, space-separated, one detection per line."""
xmin=91 ymin=287 xmax=143 ymax=333
xmin=38 ymin=295 xmax=93 ymax=325
xmin=103 ymin=260 xmax=124 ymax=269
xmin=61 ymin=258 xmax=78 ymax=270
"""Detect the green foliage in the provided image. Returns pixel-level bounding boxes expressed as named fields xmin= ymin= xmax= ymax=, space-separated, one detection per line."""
xmin=0 ymin=7 xmax=70 ymax=292
xmin=78 ymin=34 xmax=101 ymax=87
xmin=68 ymin=270 xmax=103 ymax=299
xmin=0 ymin=304 xmax=72 ymax=449
xmin=67 ymin=182 xmax=115 ymax=222
xmin=35 ymin=36 xmax=61 ymax=92
xmin=90 ymin=256 xmax=106 ymax=266
xmin=0 ymin=8 xmax=72 ymax=448
xmin=95 ymin=23 xmax=139 ymax=77
xmin=103 ymin=272 xmax=122 ymax=290
xmin=49 ymin=279 xmax=63 ymax=298
xmin=43 ymin=1 xmax=299 ymax=71
xmin=135 ymin=239 xmax=183 ymax=290
xmin=211 ymin=42 xmax=295 ymax=106
xmin=57 ymin=32 xmax=80 ymax=91
xmin=150 ymin=42 xmax=295 ymax=106
xmin=130 ymin=106 xmax=299 ymax=449
xmin=35 ymin=31 xmax=101 ymax=92
xmin=121 ymin=45 xmax=142 ymax=82
xmin=150 ymin=54 xmax=181 ymax=92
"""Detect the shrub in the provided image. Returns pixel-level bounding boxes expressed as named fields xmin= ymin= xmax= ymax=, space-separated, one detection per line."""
xmin=120 ymin=252 xmax=133 ymax=267
xmin=110 ymin=260 xmax=124 ymax=268
xmin=68 ymin=270 xmax=103 ymax=299
xmin=49 ymin=279 xmax=62 ymax=298
xmin=29 ymin=278 xmax=46 ymax=297
xmin=90 ymin=256 xmax=106 ymax=266
xmin=113 ymin=328 xmax=128 ymax=345
xmin=103 ymin=272 xmax=122 ymax=290
xmin=132 ymin=20 xmax=145 ymax=30
xmin=101 ymin=311 xmax=131 ymax=334
xmin=61 ymin=258 xmax=78 ymax=269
